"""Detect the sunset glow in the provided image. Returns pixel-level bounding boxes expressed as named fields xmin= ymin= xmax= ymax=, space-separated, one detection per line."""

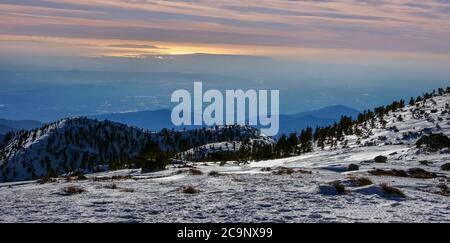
xmin=1 ymin=0 xmax=449 ymax=61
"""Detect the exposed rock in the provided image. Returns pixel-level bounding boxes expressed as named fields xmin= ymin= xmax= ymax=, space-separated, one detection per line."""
xmin=347 ymin=164 xmax=359 ymax=171
xmin=441 ymin=163 xmax=450 ymax=171
xmin=419 ymin=160 xmax=432 ymax=166
xmin=374 ymin=155 xmax=388 ymax=163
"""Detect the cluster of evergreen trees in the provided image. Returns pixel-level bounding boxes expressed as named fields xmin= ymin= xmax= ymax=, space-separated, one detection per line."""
xmin=187 ymin=87 xmax=450 ymax=162
xmin=1 ymin=87 xmax=449 ymax=181
xmin=0 ymin=119 xmax=266 ymax=181
xmin=0 ymin=118 xmax=152 ymax=181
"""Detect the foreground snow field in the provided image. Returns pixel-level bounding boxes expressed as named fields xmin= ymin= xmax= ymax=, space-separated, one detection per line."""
xmin=0 ymin=144 xmax=449 ymax=223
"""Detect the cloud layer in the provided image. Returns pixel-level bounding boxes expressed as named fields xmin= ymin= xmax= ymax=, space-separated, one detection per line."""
xmin=1 ymin=0 xmax=449 ymax=59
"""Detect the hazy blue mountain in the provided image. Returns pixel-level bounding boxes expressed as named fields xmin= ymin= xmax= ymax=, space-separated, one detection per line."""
xmin=276 ymin=115 xmax=336 ymax=136
xmin=291 ymin=105 xmax=360 ymax=120
xmin=0 ymin=125 xmax=16 ymax=134
xmin=93 ymin=109 xmax=177 ymax=132
xmin=93 ymin=105 xmax=359 ymax=137
xmin=0 ymin=119 xmax=43 ymax=134
xmin=270 ymin=105 xmax=359 ymax=137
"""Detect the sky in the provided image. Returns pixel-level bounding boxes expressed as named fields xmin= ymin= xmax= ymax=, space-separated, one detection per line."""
xmin=1 ymin=0 xmax=450 ymax=121
xmin=1 ymin=0 xmax=450 ymax=61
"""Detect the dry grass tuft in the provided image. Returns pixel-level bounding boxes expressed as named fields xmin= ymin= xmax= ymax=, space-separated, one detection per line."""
xmin=189 ymin=168 xmax=203 ymax=176
xmin=63 ymin=186 xmax=86 ymax=195
xmin=93 ymin=175 xmax=133 ymax=182
xmin=380 ymin=183 xmax=406 ymax=197
xmin=349 ymin=176 xmax=373 ymax=186
xmin=370 ymin=168 xmax=437 ymax=179
xmin=103 ymin=183 xmax=118 ymax=189
xmin=436 ymin=183 xmax=450 ymax=197
xmin=120 ymin=188 xmax=135 ymax=193
xmin=182 ymin=185 xmax=199 ymax=194
xmin=407 ymin=168 xmax=437 ymax=179
xmin=330 ymin=181 xmax=346 ymax=194
xmin=208 ymin=171 xmax=221 ymax=177
xmin=273 ymin=167 xmax=312 ymax=175
xmin=37 ymin=176 xmax=56 ymax=184
xmin=369 ymin=169 xmax=408 ymax=177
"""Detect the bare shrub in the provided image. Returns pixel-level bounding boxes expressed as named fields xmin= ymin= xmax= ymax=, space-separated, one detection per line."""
xmin=103 ymin=183 xmax=118 ymax=189
xmin=349 ymin=176 xmax=373 ymax=186
xmin=182 ymin=185 xmax=199 ymax=194
xmin=208 ymin=171 xmax=220 ymax=177
xmin=63 ymin=186 xmax=86 ymax=195
xmin=297 ymin=169 xmax=312 ymax=174
xmin=437 ymin=183 xmax=450 ymax=197
xmin=93 ymin=175 xmax=133 ymax=182
xmin=66 ymin=175 xmax=88 ymax=182
xmin=407 ymin=168 xmax=437 ymax=179
xmin=189 ymin=168 xmax=203 ymax=175
xmin=369 ymin=169 xmax=408 ymax=177
xmin=120 ymin=188 xmax=135 ymax=193
xmin=330 ymin=181 xmax=346 ymax=194
xmin=37 ymin=176 xmax=56 ymax=184
xmin=273 ymin=167 xmax=295 ymax=175
xmin=274 ymin=167 xmax=311 ymax=175
xmin=380 ymin=183 xmax=406 ymax=197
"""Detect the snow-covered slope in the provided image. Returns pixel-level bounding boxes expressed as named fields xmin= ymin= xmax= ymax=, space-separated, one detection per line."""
xmin=320 ymin=92 xmax=450 ymax=154
xmin=0 ymin=92 xmax=449 ymax=222
xmin=0 ymin=118 xmax=151 ymax=182
xmin=0 ymin=118 xmax=268 ymax=182
xmin=181 ymin=133 xmax=274 ymax=161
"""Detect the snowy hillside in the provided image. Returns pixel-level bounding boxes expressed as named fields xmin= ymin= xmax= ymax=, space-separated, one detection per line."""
xmin=181 ymin=134 xmax=274 ymax=161
xmin=0 ymin=118 xmax=151 ymax=182
xmin=346 ymin=95 xmax=449 ymax=150
xmin=312 ymin=91 xmax=450 ymax=155
xmin=0 ymin=90 xmax=450 ymax=222
xmin=0 ymin=118 xmax=267 ymax=182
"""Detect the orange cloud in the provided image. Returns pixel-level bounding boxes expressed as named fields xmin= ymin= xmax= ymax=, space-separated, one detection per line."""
xmin=0 ymin=0 xmax=449 ymax=60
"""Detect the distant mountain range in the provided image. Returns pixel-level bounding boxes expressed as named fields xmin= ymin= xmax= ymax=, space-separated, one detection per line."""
xmin=0 ymin=119 xmax=43 ymax=134
xmin=272 ymin=105 xmax=360 ymax=136
xmin=0 ymin=105 xmax=359 ymax=138
xmin=290 ymin=105 xmax=360 ymax=120
xmin=93 ymin=109 xmax=176 ymax=132
xmin=93 ymin=105 xmax=360 ymax=137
